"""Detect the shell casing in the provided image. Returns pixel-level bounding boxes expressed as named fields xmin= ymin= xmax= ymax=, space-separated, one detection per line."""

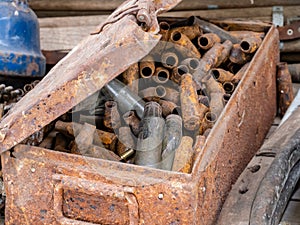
xmin=211 ymin=68 xmax=234 ymax=83
xmin=172 ymin=136 xmax=194 ymax=173
xmin=170 ymin=24 xmax=202 ymax=40
xmin=209 ymin=92 xmax=225 ymax=117
xmin=181 ymin=58 xmax=200 ymax=74
xmin=135 ymin=102 xmax=165 ymax=168
xmin=103 ymin=101 xmax=121 ymax=132
xmin=240 ymin=36 xmax=262 ymax=54
xmin=202 ymin=73 xmax=225 ymax=97
xmin=180 ymin=73 xmax=202 ymax=131
xmin=170 ymin=64 xmax=189 ymax=84
xmin=229 ymin=43 xmax=252 ymax=65
xmin=104 ymin=79 xmax=145 ymax=119
xmin=161 ymin=114 xmax=183 ymax=171
xmin=139 ymin=55 xmax=156 ymax=78
xmin=194 ymin=43 xmax=225 ymax=84
xmin=158 ymin=100 xmax=180 ymax=118
xmin=169 ymin=31 xmax=201 ymax=59
xmin=122 ymin=111 xmax=141 ymax=137
xmin=199 ymin=112 xmax=217 ymax=135
xmin=197 ymin=33 xmax=221 ymax=50
xmin=223 ymin=82 xmax=235 ymax=94
xmin=121 ymin=63 xmax=139 ymax=93
xmin=161 ymin=51 xmax=179 ymax=69
xmin=153 ymin=67 xmax=170 ymax=84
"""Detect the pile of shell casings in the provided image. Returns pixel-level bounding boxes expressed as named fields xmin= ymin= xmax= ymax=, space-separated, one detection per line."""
xmin=32 ymin=17 xmax=264 ymax=173
xmin=0 ymin=80 xmax=39 ymax=119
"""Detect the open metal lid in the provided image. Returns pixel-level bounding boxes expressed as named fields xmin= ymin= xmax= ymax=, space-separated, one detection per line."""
xmin=0 ymin=0 xmax=182 ymax=153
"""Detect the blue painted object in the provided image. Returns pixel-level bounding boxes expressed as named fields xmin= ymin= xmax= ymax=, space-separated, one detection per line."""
xmin=0 ymin=0 xmax=45 ymax=77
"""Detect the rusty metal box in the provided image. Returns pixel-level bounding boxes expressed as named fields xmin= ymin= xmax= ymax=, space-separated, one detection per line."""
xmin=0 ymin=7 xmax=279 ymax=225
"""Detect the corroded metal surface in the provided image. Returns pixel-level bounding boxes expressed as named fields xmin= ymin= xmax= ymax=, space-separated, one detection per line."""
xmin=0 ymin=16 xmax=160 ymax=153
xmin=2 ymin=25 xmax=279 ymax=225
xmin=193 ymin=25 xmax=279 ymax=225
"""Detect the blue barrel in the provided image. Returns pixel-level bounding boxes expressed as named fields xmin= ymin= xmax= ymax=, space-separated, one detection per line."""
xmin=0 ymin=0 xmax=46 ymax=77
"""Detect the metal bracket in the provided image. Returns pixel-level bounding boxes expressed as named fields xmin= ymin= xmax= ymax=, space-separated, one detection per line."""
xmin=272 ymin=6 xmax=284 ymax=27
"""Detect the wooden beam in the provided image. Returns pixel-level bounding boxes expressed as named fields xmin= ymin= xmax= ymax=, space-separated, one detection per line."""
xmin=29 ymin=0 xmax=300 ymax=11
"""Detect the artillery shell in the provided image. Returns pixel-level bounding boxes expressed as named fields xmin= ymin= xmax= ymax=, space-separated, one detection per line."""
xmin=229 ymin=43 xmax=252 ymax=65
xmin=139 ymin=86 xmax=166 ymax=102
xmin=197 ymin=33 xmax=221 ymax=50
xmin=158 ymin=100 xmax=180 ymax=118
xmin=153 ymin=67 xmax=170 ymax=84
xmin=181 ymin=58 xmax=200 ymax=74
xmin=172 ymin=136 xmax=194 ymax=173
xmin=202 ymin=73 xmax=225 ymax=96
xmin=171 ymin=64 xmax=189 ymax=84
xmin=121 ymin=63 xmax=139 ymax=93
xmin=103 ymin=101 xmax=121 ymax=132
xmin=218 ymin=40 xmax=233 ymax=68
xmin=74 ymin=122 xmax=96 ymax=155
xmin=223 ymin=82 xmax=235 ymax=94
xmin=170 ymin=24 xmax=202 ymax=40
xmin=169 ymin=31 xmax=201 ymax=59
xmin=135 ymin=102 xmax=165 ymax=168
xmin=161 ymin=52 xmax=179 ymax=69
xmin=194 ymin=43 xmax=225 ymax=84
xmin=211 ymin=68 xmax=234 ymax=83
xmin=240 ymin=36 xmax=262 ymax=54
xmin=122 ymin=111 xmax=140 ymax=137
xmin=180 ymin=74 xmax=201 ymax=130
xmin=140 ymin=56 xmax=155 ymax=78
xmin=199 ymin=112 xmax=217 ymax=135
xmin=87 ymin=145 xmax=121 ymax=161
xmin=209 ymin=92 xmax=225 ymax=117
xmin=54 ymin=121 xmax=117 ymax=151
xmin=161 ymin=114 xmax=183 ymax=170
xmin=277 ymin=62 xmax=294 ymax=117
xmin=104 ymin=79 xmax=145 ymax=119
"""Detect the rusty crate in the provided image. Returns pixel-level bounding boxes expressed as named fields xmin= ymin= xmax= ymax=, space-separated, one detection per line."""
xmin=0 ymin=7 xmax=279 ymax=225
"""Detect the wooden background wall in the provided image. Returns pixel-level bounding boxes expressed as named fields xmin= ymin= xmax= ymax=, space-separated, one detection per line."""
xmin=31 ymin=0 xmax=300 ymax=63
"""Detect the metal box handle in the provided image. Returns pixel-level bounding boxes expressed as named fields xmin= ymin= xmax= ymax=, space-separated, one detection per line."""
xmin=52 ymin=174 xmax=139 ymax=225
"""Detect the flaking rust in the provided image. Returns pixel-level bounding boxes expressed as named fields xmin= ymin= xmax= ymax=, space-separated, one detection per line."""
xmin=1 ymin=3 xmax=279 ymax=225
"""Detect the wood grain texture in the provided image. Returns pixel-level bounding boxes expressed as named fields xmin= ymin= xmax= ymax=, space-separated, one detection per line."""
xmin=281 ymin=201 xmax=300 ymax=224
xmin=29 ymin=0 xmax=300 ymax=11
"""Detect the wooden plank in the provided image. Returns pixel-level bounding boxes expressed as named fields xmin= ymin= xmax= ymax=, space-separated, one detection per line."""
xmin=291 ymin=181 xmax=300 ymax=201
xmin=39 ymin=15 xmax=108 ymax=27
xmin=39 ymin=15 xmax=108 ymax=51
xmin=162 ymin=5 xmax=300 ymax=23
xmin=281 ymin=201 xmax=300 ymax=224
xmin=29 ymin=0 xmax=300 ymax=11
xmin=218 ymin=156 xmax=275 ymax=225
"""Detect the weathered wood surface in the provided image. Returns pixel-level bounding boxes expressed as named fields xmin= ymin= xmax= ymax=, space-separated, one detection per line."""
xmin=281 ymin=201 xmax=300 ymax=224
xmin=39 ymin=15 xmax=108 ymax=51
xmin=29 ymin=0 xmax=300 ymax=11
xmin=162 ymin=5 xmax=300 ymax=24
